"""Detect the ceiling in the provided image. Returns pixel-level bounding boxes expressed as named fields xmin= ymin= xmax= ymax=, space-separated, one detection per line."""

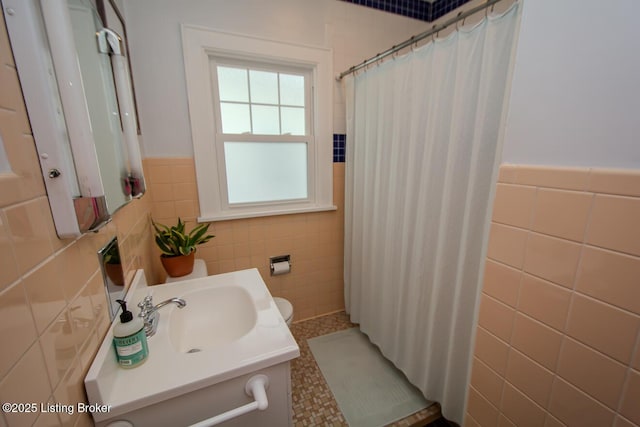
xmin=341 ymin=0 xmax=473 ymax=22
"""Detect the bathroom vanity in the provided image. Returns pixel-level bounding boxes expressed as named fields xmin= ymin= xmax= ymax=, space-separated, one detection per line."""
xmin=85 ymin=269 xmax=300 ymax=427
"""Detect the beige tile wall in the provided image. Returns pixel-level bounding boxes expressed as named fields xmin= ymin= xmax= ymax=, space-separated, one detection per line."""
xmin=466 ymin=164 xmax=640 ymax=427
xmin=145 ymin=157 xmax=346 ymax=321
xmin=0 ymin=13 xmax=156 ymax=427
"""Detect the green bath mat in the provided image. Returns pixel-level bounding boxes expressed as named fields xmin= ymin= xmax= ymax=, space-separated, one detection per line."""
xmin=308 ymin=327 xmax=432 ymax=427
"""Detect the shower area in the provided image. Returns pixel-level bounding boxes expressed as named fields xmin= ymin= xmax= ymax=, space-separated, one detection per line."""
xmin=340 ymin=1 xmax=520 ymax=424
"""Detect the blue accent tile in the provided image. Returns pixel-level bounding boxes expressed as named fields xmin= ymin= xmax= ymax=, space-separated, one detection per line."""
xmin=333 ymin=134 xmax=346 ymax=163
xmin=341 ymin=0 xmax=473 ymax=23
xmin=342 ymin=0 xmax=430 ymax=21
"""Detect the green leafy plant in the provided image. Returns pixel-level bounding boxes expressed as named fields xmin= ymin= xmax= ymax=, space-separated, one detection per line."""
xmin=103 ymin=244 xmax=121 ymax=265
xmin=152 ymin=218 xmax=214 ymax=258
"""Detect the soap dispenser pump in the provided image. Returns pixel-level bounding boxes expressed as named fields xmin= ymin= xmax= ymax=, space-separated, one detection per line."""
xmin=113 ymin=299 xmax=148 ymax=368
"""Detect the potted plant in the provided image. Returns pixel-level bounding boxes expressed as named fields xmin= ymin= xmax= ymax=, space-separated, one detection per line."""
xmin=103 ymin=244 xmax=124 ymax=286
xmin=152 ymin=218 xmax=214 ymax=277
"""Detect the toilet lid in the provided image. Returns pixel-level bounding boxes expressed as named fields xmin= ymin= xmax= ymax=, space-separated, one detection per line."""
xmin=274 ymin=297 xmax=293 ymax=320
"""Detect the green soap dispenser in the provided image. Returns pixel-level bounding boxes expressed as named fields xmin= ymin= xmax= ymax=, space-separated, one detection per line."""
xmin=113 ymin=299 xmax=149 ymax=368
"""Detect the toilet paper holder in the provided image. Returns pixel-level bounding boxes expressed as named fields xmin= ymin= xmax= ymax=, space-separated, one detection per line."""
xmin=270 ymin=255 xmax=291 ymax=276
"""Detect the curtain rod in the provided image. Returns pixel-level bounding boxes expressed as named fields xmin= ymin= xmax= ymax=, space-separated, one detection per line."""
xmin=337 ymin=0 xmax=506 ymax=80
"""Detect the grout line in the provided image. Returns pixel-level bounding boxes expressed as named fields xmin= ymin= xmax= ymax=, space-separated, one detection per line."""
xmin=502 ymin=376 xmax=547 ymax=411
xmin=581 ymin=191 xmax=597 ymax=254
xmin=472 ymin=355 xmax=504 ymax=381
xmin=570 ymin=290 xmax=640 ymax=319
xmin=1 ymin=193 xmax=48 ymax=210
xmin=1 ymin=234 xmax=79 ymax=297
xmin=492 ymin=216 xmax=591 ymax=245
xmin=544 ymin=192 xmax=596 ymax=407
xmin=560 ymin=330 xmax=633 ymax=370
xmin=507 ymin=179 xmax=532 ymax=345
xmin=615 ymin=327 xmax=640 ymax=416
xmin=508 ymin=345 xmax=555 ymax=375
xmin=581 ymin=242 xmax=640 ymax=261
xmin=545 ymin=412 xmax=568 ymax=427
xmin=511 ymin=164 xmax=519 ymax=184
xmin=581 ymin=240 xmax=640 ymax=260
xmin=585 ymin=167 xmax=595 ymax=194
xmin=465 ymin=411 xmax=481 ymax=427
xmin=468 ymin=384 xmax=499 ymax=412
xmin=553 ymin=375 xmax=618 ymax=417
xmin=616 ymin=415 xmax=640 ymax=427
xmin=515 ymin=310 xmax=565 ymax=335
xmin=526 ymin=229 xmax=584 ymax=246
xmin=0 ymin=105 xmax=17 ymax=113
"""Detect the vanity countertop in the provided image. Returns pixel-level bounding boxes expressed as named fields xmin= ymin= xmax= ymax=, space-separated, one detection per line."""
xmin=84 ymin=268 xmax=299 ymax=422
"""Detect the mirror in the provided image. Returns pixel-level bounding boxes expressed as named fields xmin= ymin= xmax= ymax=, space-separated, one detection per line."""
xmin=3 ymin=0 xmax=146 ymax=237
xmin=98 ymin=237 xmax=126 ymax=320
xmin=68 ymin=0 xmax=130 ymax=213
xmin=96 ymin=0 xmax=141 ymax=136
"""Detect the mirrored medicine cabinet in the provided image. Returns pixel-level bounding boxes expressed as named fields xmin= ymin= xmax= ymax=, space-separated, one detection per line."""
xmin=3 ymin=0 xmax=145 ymax=238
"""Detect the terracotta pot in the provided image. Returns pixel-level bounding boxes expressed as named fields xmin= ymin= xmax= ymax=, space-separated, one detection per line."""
xmin=105 ymin=263 xmax=124 ymax=286
xmin=160 ymin=252 xmax=195 ymax=277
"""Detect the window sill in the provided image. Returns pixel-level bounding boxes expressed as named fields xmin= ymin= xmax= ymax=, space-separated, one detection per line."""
xmin=197 ymin=204 xmax=337 ymax=222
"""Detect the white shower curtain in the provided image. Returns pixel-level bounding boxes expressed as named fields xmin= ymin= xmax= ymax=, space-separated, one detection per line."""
xmin=344 ymin=5 xmax=520 ymax=424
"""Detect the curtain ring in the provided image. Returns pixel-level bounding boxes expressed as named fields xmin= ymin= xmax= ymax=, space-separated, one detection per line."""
xmin=455 ymin=11 xmax=462 ymax=31
xmin=431 ymin=25 xmax=437 ymax=43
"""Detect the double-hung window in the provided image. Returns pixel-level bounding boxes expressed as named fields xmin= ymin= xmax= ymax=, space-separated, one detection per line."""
xmin=182 ymin=27 xmax=334 ymax=221
xmin=213 ymin=60 xmax=312 ymax=205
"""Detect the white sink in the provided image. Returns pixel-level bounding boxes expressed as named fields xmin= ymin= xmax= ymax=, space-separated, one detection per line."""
xmin=84 ymin=268 xmax=299 ymax=424
xmin=169 ymin=285 xmax=257 ymax=353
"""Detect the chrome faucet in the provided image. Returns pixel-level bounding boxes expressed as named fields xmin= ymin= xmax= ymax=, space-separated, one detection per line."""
xmin=137 ymin=295 xmax=186 ymax=337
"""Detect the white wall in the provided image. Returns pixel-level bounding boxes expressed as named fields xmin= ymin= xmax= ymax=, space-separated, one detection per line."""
xmin=124 ymin=0 xmax=427 ymax=157
xmin=501 ymin=0 xmax=640 ymax=168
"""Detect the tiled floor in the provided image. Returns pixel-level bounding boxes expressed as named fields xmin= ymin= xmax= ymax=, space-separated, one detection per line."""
xmin=290 ymin=311 xmax=446 ymax=427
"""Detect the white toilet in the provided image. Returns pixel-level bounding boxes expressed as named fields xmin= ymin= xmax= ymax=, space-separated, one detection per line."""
xmin=165 ymin=260 xmax=294 ymax=326
xmin=273 ymin=297 xmax=293 ymax=327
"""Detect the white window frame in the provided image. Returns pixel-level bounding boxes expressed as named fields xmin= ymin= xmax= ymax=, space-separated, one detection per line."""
xmin=182 ymin=25 xmax=335 ymax=221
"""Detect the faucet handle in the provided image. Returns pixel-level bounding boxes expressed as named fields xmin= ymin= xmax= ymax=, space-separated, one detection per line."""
xmin=137 ymin=294 xmax=153 ymax=311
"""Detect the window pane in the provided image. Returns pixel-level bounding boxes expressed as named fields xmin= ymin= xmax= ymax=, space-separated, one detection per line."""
xmin=279 ymin=74 xmax=304 ymax=106
xmin=251 ymin=105 xmax=280 ymax=135
xmin=224 ymin=142 xmax=307 ymax=204
xmin=220 ymin=103 xmax=251 ymax=134
xmin=217 ymin=67 xmax=248 ymax=102
xmin=281 ymin=107 xmax=305 ymax=135
xmin=249 ymin=70 xmax=278 ymax=104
